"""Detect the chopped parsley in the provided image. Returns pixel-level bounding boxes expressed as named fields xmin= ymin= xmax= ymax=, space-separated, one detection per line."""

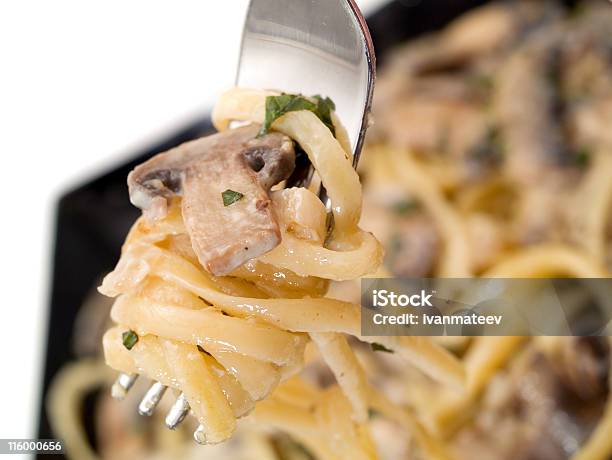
xmin=469 ymin=126 xmax=504 ymax=164
xmin=388 ymin=233 xmax=403 ymax=253
xmin=257 ymin=93 xmax=336 ymax=137
xmin=391 ymin=199 xmax=420 ymax=216
xmin=273 ymin=435 xmax=316 ymax=460
xmin=384 ymin=233 xmax=404 ymax=272
xmin=222 ymin=189 xmax=244 ymax=206
xmin=574 ymin=147 xmax=591 ymax=168
xmin=313 ymin=95 xmax=336 ymax=135
xmin=122 ymin=330 xmax=139 ymax=350
xmin=371 ymin=342 xmax=394 ymax=353
xmin=469 ymin=74 xmax=493 ymax=91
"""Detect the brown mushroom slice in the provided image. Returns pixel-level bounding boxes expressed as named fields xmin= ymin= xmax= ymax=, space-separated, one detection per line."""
xmin=128 ymin=126 xmax=261 ymax=218
xmin=182 ymin=147 xmax=280 ymax=276
xmin=128 ymin=124 xmax=296 ymax=275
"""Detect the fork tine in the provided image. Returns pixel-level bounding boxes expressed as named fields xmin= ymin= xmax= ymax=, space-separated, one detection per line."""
xmin=165 ymin=393 xmax=191 ymax=429
xmin=193 ymin=425 xmax=207 ymax=444
xmin=138 ymin=381 xmax=167 ymax=416
xmin=111 ymin=373 xmax=138 ymax=400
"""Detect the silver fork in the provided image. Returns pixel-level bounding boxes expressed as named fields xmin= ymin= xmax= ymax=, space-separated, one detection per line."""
xmin=112 ymin=0 xmax=375 ymax=443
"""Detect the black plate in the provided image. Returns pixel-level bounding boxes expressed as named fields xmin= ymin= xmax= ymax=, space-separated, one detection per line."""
xmin=36 ymin=1 xmax=492 ymax=457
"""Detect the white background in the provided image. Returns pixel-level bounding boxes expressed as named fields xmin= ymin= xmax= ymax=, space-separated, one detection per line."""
xmin=0 ymin=0 xmax=386 ymax=452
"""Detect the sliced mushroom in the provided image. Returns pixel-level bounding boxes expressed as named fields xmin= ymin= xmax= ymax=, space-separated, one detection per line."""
xmin=128 ymin=124 xmax=295 ymax=275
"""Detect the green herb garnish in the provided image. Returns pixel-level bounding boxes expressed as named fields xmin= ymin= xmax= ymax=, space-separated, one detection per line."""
xmin=273 ymin=435 xmax=316 ymax=460
xmin=388 ymin=233 xmax=403 ymax=253
xmin=469 ymin=74 xmax=493 ymax=91
xmin=122 ymin=330 xmax=139 ymax=350
xmin=391 ymin=199 xmax=420 ymax=216
xmin=222 ymin=189 xmax=244 ymax=206
xmin=384 ymin=233 xmax=403 ymax=271
xmin=258 ymin=93 xmax=336 ymax=137
xmin=313 ymin=95 xmax=336 ymax=135
xmin=371 ymin=342 xmax=394 ymax=353
xmin=469 ymin=126 xmax=504 ymax=164
xmin=574 ymin=147 xmax=591 ymax=168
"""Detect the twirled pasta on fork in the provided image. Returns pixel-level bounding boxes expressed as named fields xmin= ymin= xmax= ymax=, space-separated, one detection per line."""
xmin=99 ymin=88 xmax=465 ymax=456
